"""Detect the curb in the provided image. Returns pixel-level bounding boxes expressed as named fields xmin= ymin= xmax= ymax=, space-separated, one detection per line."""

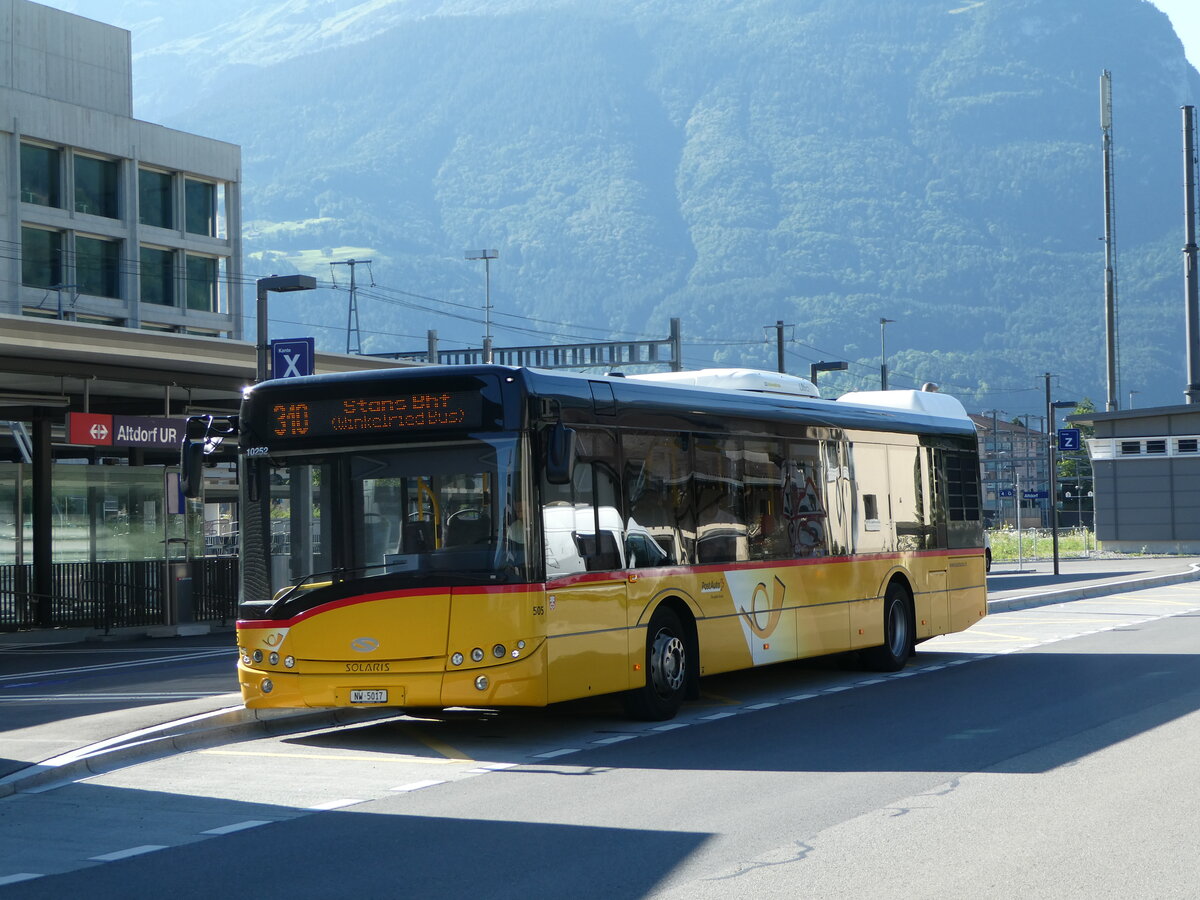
xmin=0 ymin=703 xmax=401 ymax=798
xmin=986 ymin=564 xmax=1200 ymax=613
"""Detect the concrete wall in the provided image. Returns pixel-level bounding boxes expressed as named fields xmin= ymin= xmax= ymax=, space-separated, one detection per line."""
xmin=1083 ymin=406 xmax=1200 ymax=553
xmin=0 ymin=0 xmax=242 ymax=336
xmin=0 ymin=0 xmax=132 ymax=116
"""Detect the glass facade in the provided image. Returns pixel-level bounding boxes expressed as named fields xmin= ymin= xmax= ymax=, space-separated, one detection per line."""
xmin=74 ymin=155 xmax=120 ymax=218
xmin=21 ymin=227 xmax=62 ymax=288
xmin=140 ymin=246 xmax=176 ymax=306
xmin=185 ymin=179 xmax=216 ymax=236
xmin=138 ymin=168 xmax=173 ymax=228
xmin=20 ymin=143 xmax=61 ymax=207
xmin=0 ymin=463 xmax=199 ymax=565
xmin=75 ymin=236 xmax=121 ymax=298
xmin=186 ymin=254 xmax=218 ymax=312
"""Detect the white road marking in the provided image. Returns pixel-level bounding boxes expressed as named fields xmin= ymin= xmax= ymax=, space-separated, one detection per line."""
xmin=308 ymin=799 xmax=365 ymax=810
xmin=591 ymin=734 xmax=638 ymax=745
xmin=0 ymin=650 xmax=233 ymax=683
xmin=201 ymin=820 xmax=273 ymax=835
xmin=390 ymin=779 xmax=446 ymax=792
xmin=530 ymin=748 xmax=579 ymax=759
xmin=0 ymin=874 xmax=43 ymax=886
xmin=89 ymin=845 xmax=167 ymax=862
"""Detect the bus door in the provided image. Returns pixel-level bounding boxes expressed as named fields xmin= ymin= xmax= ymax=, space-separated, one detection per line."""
xmin=541 ymin=433 xmax=631 ymax=703
xmin=918 ymin=446 xmax=950 ymax=634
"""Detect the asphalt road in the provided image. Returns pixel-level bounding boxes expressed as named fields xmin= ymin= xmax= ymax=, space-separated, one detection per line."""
xmin=0 ymin=634 xmax=238 ymax=734
xmin=2 ymin=580 xmax=1199 ymax=897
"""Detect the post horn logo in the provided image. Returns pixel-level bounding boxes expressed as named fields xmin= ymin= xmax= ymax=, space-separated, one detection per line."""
xmin=739 ymin=576 xmax=786 ymax=639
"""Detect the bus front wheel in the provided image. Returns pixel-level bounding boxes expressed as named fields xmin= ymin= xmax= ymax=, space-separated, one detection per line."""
xmin=623 ymin=606 xmax=688 ymax=720
xmin=861 ymin=581 xmax=913 ymax=672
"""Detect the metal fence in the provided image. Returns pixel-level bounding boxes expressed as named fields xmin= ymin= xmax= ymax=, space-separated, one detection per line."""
xmin=192 ymin=556 xmax=239 ymax=624
xmin=0 ymin=557 xmax=240 ymax=633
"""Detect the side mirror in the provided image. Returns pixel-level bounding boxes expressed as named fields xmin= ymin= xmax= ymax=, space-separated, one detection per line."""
xmin=179 ymin=415 xmax=213 ymax=499
xmin=545 ymin=423 xmax=577 ymax=485
xmin=180 ymin=440 xmax=204 ymax=498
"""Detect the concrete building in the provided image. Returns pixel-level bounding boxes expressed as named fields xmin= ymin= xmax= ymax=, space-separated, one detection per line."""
xmin=1 ymin=0 xmax=242 ymax=336
xmin=0 ymin=1 xmax=410 ymax=634
xmin=1070 ymin=405 xmax=1200 ymax=554
xmin=969 ymin=413 xmax=1051 ymax=528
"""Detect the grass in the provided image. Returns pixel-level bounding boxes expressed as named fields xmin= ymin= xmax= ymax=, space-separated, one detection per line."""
xmin=988 ymin=527 xmax=1099 ymax=561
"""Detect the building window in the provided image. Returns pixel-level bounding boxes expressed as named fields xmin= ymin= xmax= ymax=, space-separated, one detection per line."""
xmin=22 ymin=227 xmax=62 ymax=288
xmin=75 ymin=155 xmax=120 ymax=218
xmin=1146 ymin=440 xmax=1167 ymax=455
xmin=185 ymin=179 xmax=216 ymax=236
xmin=186 ymin=255 xmax=218 ymax=311
xmin=21 ymin=143 xmax=62 ymax=207
xmin=140 ymin=246 xmax=176 ymax=306
xmin=139 ymin=169 xmax=173 ymax=228
xmin=1119 ymin=441 xmax=1141 ymax=456
xmin=1178 ymin=439 xmax=1198 ymax=454
xmin=76 ymin=236 xmax=121 ymax=299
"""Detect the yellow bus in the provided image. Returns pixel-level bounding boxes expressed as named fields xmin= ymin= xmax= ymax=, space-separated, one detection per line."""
xmin=184 ymin=365 xmax=986 ymax=720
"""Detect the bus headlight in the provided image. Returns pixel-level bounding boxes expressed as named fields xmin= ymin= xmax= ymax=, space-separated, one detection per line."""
xmin=269 ymin=652 xmax=279 ymax=666
xmin=471 ymin=648 xmax=484 ymax=662
xmin=474 ymin=675 xmax=489 ymax=691
xmin=284 ymin=656 xmax=295 ymax=668
xmin=451 ymin=652 xmax=464 ymax=666
xmin=261 ymin=678 xmax=274 ymax=694
xmin=492 ymin=644 xmax=506 ymax=659
xmin=252 ymin=650 xmax=263 ymax=663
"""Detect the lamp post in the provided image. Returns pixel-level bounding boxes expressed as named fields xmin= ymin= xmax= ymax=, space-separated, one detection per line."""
xmin=256 ymin=274 xmax=317 ymax=382
xmin=809 ymin=360 xmax=848 ymax=393
xmin=879 ymin=318 xmax=895 ymax=390
xmin=466 ymin=250 xmax=498 ymax=363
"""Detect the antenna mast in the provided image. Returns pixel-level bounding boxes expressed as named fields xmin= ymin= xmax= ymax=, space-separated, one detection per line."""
xmin=1101 ymin=71 xmax=1120 ymax=411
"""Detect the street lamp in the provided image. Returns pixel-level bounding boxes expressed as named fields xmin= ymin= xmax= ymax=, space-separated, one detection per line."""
xmin=466 ymin=250 xmax=498 ymax=363
xmin=879 ymin=318 xmax=895 ymax=390
xmin=809 ymin=360 xmax=848 ymax=391
xmin=256 ymin=274 xmax=317 ymax=382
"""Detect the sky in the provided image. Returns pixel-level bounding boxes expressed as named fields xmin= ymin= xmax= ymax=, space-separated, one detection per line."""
xmin=36 ymin=0 xmax=1200 ymax=75
xmin=1150 ymin=0 xmax=1200 ymax=72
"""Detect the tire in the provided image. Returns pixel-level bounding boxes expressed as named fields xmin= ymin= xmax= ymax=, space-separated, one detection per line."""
xmin=622 ymin=606 xmax=689 ymax=720
xmin=861 ymin=581 xmax=913 ymax=672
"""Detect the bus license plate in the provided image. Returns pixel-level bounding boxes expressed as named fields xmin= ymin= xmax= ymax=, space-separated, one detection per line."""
xmin=350 ymin=689 xmax=388 ymax=704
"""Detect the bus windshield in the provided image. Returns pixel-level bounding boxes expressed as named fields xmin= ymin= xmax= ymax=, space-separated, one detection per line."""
xmin=245 ymin=434 xmax=533 ymax=600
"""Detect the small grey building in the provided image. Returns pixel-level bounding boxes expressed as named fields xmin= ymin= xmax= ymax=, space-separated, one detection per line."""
xmin=1071 ymin=405 xmax=1200 ymax=553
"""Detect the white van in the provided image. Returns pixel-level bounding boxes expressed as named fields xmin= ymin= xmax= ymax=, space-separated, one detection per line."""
xmin=542 ymin=505 xmax=671 ymax=576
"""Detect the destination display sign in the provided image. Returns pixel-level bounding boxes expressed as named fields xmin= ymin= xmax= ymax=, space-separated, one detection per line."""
xmin=269 ymin=390 xmax=485 ymax=440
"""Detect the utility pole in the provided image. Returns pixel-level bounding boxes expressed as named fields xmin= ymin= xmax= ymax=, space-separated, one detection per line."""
xmin=330 ymin=258 xmax=372 ymax=354
xmin=764 ymin=320 xmax=791 ymax=373
xmin=1101 ymin=71 xmax=1120 ymax=411
xmin=467 ymin=250 xmax=498 ymax=363
xmin=1183 ymin=105 xmax=1200 ymax=403
xmin=880 ymin=318 xmax=895 ymax=390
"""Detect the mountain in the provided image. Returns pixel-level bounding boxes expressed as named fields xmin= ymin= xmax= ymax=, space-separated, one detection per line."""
xmin=51 ymin=0 xmax=1200 ymax=411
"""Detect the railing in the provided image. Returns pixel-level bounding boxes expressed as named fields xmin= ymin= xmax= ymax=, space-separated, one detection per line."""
xmin=0 ymin=557 xmax=240 ymax=633
xmin=192 ymin=556 xmax=239 ymax=625
xmin=0 ymin=561 xmax=165 ymax=632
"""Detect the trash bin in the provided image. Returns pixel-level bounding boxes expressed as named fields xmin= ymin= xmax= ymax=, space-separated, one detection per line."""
xmin=170 ymin=560 xmax=193 ymax=624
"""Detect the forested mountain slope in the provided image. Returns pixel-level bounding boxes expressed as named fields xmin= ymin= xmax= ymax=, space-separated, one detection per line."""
xmin=74 ymin=0 xmax=1200 ymax=407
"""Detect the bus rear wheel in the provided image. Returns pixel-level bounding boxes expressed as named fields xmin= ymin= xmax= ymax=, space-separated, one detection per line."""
xmin=623 ymin=606 xmax=688 ymax=720
xmin=861 ymin=581 xmax=913 ymax=672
